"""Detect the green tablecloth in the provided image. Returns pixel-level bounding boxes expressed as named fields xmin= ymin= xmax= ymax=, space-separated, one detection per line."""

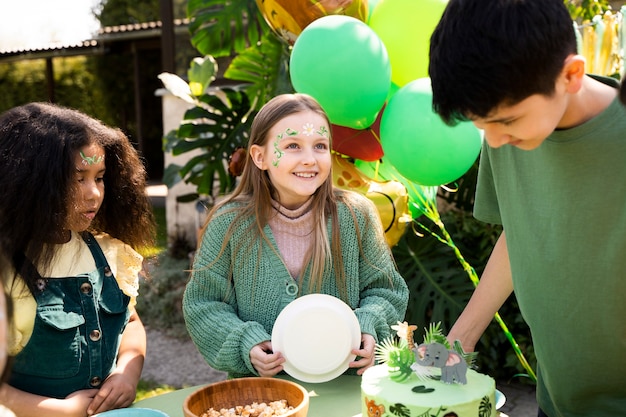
xmin=131 ymin=375 xmax=362 ymax=417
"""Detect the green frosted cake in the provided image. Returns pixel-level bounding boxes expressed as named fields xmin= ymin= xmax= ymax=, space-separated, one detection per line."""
xmin=361 ymin=322 xmax=497 ymax=417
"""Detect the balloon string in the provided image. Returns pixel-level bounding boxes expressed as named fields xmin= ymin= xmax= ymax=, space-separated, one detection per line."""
xmin=412 ymin=198 xmax=538 ymax=383
xmin=368 ymin=127 xmax=382 ymax=144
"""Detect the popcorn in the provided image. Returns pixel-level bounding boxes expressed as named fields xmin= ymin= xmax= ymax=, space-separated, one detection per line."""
xmin=200 ymin=399 xmax=294 ymax=417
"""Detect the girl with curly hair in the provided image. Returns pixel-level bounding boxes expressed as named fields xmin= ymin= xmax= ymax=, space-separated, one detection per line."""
xmin=0 ymin=102 xmax=155 ymax=417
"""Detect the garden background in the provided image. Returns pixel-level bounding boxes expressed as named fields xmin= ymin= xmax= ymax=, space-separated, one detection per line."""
xmin=0 ymin=0 xmax=623 ymax=399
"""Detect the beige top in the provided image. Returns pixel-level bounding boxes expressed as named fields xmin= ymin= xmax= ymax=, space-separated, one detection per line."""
xmin=5 ymin=232 xmax=143 ymax=355
xmin=267 ymin=198 xmax=314 ymax=280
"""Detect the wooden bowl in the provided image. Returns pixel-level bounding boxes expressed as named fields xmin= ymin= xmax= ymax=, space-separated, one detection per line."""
xmin=183 ymin=377 xmax=309 ymax=417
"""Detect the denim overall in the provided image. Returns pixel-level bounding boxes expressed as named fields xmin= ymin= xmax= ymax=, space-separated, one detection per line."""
xmin=9 ymin=233 xmax=131 ymax=398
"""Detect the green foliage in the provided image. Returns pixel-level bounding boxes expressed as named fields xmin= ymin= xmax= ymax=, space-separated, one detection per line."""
xmin=0 ymin=62 xmax=47 ymax=111
xmin=161 ymin=1 xmax=292 ymax=199
xmin=136 ymin=251 xmax=191 ymax=338
xmin=187 ymin=0 xmax=269 ymax=58
xmin=0 ymin=58 xmax=110 ymax=118
xmin=224 ymin=33 xmax=294 ymax=109
xmin=162 ymin=87 xmax=256 ymax=200
xmin=565 ymin=0 xmax=612 ymax=21
xmin=96 ymin=0 xmax=162 ymax=25
xmin=375 ymin=338 xmax=414 ymax=383
xmin=396 ymin=219 xmax=476 ymax=334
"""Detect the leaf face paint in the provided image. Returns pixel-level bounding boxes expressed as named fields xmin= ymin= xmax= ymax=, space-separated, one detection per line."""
xmin=80 ymin=151 xmax=105 ymax=166
xmin=271 ymin=124 xmax=329 ymax=167
xmin=272 ymin=127 xmax=298 ymax=167
xmin=316 ymin=126 xmax=329 ymax=138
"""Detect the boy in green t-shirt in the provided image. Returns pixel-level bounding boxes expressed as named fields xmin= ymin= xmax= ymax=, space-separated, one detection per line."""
xmin=428 ymin=1 xmax=626 ymax=416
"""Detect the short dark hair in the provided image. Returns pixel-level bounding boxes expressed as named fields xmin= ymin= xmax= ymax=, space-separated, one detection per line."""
xmin=429 ymin=0 xmax=578 ymax=125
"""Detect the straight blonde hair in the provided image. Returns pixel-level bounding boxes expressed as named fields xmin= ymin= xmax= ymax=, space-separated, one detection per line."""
xmin=199 ymin=93 xmax=352 ymax=299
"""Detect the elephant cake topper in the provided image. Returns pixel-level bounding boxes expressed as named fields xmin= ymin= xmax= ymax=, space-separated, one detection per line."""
xmin=375 ymin=321 xmax=477 ymax=385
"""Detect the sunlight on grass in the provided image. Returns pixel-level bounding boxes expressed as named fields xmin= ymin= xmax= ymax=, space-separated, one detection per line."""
xmin=138 ymin=205 xmax=167 ymax=258
xmin=135 ymin=379 xmax=177 ymax=402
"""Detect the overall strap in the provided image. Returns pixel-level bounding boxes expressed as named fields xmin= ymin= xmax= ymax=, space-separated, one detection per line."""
xmin=80 ymin=232 xmax=110 ymax=270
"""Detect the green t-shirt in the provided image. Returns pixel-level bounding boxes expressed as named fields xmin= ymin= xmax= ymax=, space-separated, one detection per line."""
xmin=475 ymin=84 xmax=626 ymax=416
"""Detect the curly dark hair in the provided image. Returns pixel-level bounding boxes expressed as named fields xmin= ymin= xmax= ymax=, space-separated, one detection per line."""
xmin=0 ymin=102 xmax=155 ymax=289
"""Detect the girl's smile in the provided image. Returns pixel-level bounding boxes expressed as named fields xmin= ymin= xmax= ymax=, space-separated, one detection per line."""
xmin=250 ymin=111 xmax=332 ymax=210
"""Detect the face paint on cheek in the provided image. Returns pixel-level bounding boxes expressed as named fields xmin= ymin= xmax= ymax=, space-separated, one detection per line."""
xmin=272 ymin=137 xmax=284 ymax=167
xmin=272 ymin=127 xmax=298 ymax=167
xmin=80 ymin=151 xmax=104 ymax=166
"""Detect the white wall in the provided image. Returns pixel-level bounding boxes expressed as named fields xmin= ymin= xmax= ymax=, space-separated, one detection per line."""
xmin=158 ymin=89 xmax=204 ymax=248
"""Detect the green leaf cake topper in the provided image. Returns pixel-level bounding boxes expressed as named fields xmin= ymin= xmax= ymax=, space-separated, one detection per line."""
xmin=375 ymin=321 xmax=477 ymax=384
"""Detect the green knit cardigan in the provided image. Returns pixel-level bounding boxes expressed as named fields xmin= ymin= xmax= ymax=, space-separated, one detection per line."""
xmin=182 ymin=192 xmax=409 ymax=378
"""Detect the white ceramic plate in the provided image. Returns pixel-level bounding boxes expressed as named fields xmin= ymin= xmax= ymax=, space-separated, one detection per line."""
xmin=271 ymin=293 xmax=361 ymax=383
xmin=496 ymin=389 xmax=506 ymax=410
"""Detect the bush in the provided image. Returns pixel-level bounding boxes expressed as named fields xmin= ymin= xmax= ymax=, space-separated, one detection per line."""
xmin=136 ymin=251 xmax=191 ymax=339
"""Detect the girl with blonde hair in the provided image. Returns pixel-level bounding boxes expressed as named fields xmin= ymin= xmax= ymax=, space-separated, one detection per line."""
xmin=183 ymin=93 xmax=408 ymax=378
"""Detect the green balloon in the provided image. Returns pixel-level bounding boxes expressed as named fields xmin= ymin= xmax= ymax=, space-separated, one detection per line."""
xmin=380 ymin=78 xmax=482 ymax=186
xmin=369 ymin=0 xmax=447 ymax=87
xmin=290 ymin=15 xmax=391 ymax=129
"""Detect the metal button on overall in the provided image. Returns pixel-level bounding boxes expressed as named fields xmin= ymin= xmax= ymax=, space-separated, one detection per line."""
xmin=89 ymin=329 xmax=102 ymax=341
xmin=90 ymin=376 xmax=102 ymax=387
xmin=80 ymin=282 xmax=92 ymax=294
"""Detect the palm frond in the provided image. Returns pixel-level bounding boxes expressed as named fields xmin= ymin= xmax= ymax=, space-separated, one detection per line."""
xmin=187 ymin=0 xmax=269 ymax=57
xmin=225 ymin=34 xmax=293 ymax=109
xmin=166 ymin=88 xmax=256 ymax=199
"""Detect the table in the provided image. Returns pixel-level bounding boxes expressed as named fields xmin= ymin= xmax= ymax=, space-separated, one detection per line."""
xmin=131 ymin=374 xmax=362 ymax=417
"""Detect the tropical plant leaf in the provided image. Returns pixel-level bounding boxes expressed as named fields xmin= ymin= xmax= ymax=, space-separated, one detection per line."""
xmin=165 ymin=87 xmax=256 ymax=197
xmin=187 ymin=0 xmax=269 ymax=57
xmin=188 ymin=56 xmax=218 ymax=95
xmin=163 ymin=129 xmax=182 ymax=153
xmin=162 ymin=162 xmax=183 ymax=188
xmin=225 ymin=33 xmax=293 ymax=109
xmin=389 ymin=403 xmax=411 ymax=417
xmin=478 ymin=396 xmax=493 ymax=417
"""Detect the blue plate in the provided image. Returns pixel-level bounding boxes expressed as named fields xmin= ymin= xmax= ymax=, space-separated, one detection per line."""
xmin=92 ymin=408 xmax=170 ymax=417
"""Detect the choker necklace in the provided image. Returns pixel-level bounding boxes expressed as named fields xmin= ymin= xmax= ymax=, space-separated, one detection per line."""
xmin=275 ymin=208 xmax=311 ymax=221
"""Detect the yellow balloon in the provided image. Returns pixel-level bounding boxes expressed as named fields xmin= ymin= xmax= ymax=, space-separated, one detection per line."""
xmin=257 ymin=0 xmax=368 ymax=44
xmin=332 ymin=153 xmax=371 ymax=194
xmin=366 ymin=180 xmax=410 ymax=247
xmin=332 ymin=154 xmax=410 ymax=247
